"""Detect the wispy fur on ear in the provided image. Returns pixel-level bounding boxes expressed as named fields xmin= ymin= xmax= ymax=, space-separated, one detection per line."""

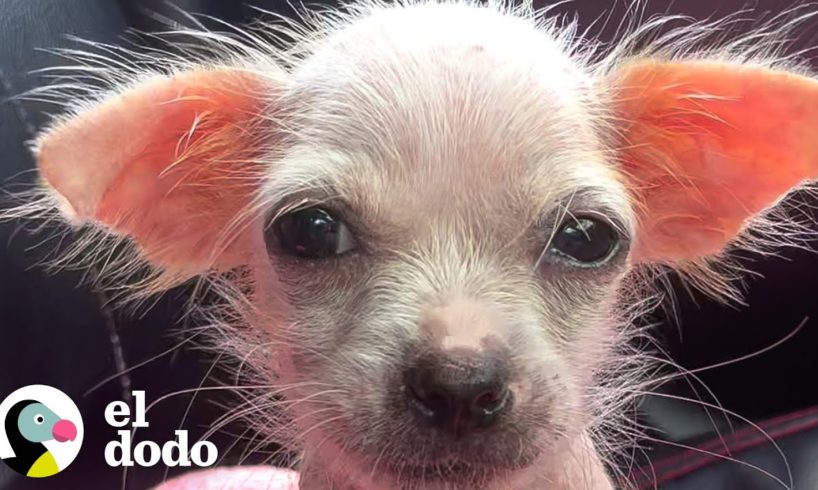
xmin=592 ymin=2 xmax=818 ymax=302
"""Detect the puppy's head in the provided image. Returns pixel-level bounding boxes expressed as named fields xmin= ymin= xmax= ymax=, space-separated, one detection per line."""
xmin=251 ymin=6 xmax=634 ymax=486
xmin=21 ymin=2 xmax=818 ymax=488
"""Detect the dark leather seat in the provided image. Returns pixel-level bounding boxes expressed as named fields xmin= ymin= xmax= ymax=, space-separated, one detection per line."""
xmin=1 ymin=1 xmax=816 ymax=489
xmin=627 ymin=407 xmax=818 ymax=489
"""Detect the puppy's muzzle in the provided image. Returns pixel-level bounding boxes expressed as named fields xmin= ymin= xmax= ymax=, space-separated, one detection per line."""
xmin=404 ymin=349 xmax=512 ymax=435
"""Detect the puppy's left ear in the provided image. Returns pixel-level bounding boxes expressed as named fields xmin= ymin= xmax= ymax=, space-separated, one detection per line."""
xmin=611 ymin=60 xmax=818 ymax=264
xmin=35 ymin=68 xmax=285 ymax=277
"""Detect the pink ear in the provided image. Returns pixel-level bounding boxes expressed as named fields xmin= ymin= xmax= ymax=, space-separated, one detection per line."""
xmin=613 ymin=60 xmax=818 ymax=264
xmin=37 ymin=68 xmax=278 ymax=274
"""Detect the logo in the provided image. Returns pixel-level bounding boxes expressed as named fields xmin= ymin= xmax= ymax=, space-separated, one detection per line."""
xmin=0 ymin=385 xmax=83 ymax=478
xmin=104 ymin=390 xmax=218 ymax=468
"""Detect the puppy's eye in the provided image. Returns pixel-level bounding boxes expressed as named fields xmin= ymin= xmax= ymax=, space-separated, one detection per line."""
xmin=272 ymin=207 xmax=355 ymax=259
xmin=548 ymin=216 xmax=619 ymax=266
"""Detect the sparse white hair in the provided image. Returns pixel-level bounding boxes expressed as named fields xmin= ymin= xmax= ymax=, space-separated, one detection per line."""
xmin=2 ymin=1 xmax=817 ymax=489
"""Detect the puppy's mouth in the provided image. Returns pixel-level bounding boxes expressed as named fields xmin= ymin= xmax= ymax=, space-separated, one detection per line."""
xmin=384 ymin=460 xmax=487 ymax=483
xmin=380 ymin=455 xmax=532 ymax=485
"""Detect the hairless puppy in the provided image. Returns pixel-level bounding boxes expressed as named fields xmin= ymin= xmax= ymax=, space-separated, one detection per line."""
xmin=6 ymin=1 xmax=818 ymax=488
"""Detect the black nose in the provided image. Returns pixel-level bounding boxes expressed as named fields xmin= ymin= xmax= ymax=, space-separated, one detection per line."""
xmin=404 ymin=352 xmax=512 ymax=434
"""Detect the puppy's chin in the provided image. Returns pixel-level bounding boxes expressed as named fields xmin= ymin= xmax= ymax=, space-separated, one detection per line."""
xmin=339 ymin=456 xmax=544 ymax=490
xmin=378 ymin=463 xmax=537 ymax=490
xmin=309 ymin=444 xmax=547 ymax=490
xmin=296 ymin=412 xmax=573 ymax=490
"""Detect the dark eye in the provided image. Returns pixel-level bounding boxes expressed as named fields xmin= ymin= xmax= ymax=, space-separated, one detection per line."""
xmin=270 ymin=207 xmax=355 ymax=259
xmin=34 ymin=414 xmax=44 ymax=425
xmin=548 ymin=216 xmax=619 ymax=266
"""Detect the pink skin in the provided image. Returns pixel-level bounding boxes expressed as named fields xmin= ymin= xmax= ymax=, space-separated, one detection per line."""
xmin=52 ymin=419 xmax=77 ymax=442
xmin=152 ymin=467 xmax=299 ymax=490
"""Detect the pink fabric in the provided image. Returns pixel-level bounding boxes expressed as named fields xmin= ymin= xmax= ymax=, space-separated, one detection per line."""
xmin=152 ymin=467 xmax=299 ymax=490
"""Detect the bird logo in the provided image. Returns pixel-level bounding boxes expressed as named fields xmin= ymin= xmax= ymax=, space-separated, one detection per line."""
xmin=0 ymin=385 xmax=83 ymax=478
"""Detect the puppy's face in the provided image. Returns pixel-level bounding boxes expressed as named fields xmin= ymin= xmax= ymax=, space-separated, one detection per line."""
xmin=251 ymin=5 xmax=634 ymax=486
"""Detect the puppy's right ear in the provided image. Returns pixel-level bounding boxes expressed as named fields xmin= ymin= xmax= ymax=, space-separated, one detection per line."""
xmin=36 ymin=67 xmax=285 ymax=277
xmin=610 ymin=60 xmax=818 ymax=265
